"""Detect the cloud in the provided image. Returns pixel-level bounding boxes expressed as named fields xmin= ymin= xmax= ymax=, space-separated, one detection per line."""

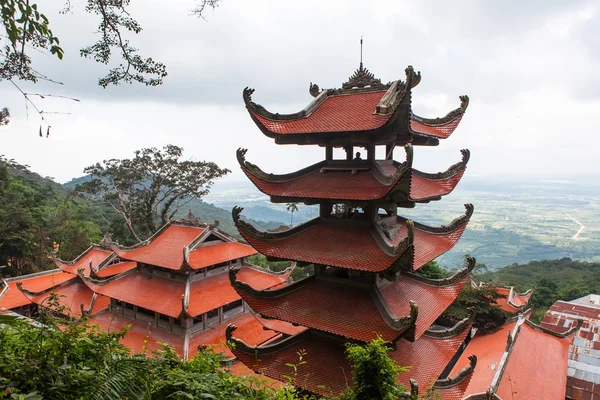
xmin=1 ymin=0 xmax=598 ymax=183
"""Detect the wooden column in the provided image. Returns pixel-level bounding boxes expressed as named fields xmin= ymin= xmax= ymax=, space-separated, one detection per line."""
xmin=345 ymin=146 xmax=353 ymax=160
xmin=386 ymin=143 xmax=395 ymax=160
xmin=367 ymin=143 xmax=376 ymax=161
xmin=325 ymin=145 xmax=333 ymax=161
xmin=320 ymin=202 xmax=330 ymax=218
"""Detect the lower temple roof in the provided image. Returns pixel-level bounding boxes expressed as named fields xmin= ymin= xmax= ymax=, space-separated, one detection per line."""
xmin=54 ymin=247 xmax=113 ymax=277
xmin=233 ymin=205 xmax=472 ymax=273
xmin=230 ymin=256 xmax=474 ymax=343
xmin=82 ymin=266 xmax=293 ymax=319
xmin=0 ymin=270 xmax=75 ymax=310
xmin=228 ymin=323 xmax=472 ymax=397
xmin=451 ymin=315 xmax=578 ymax=400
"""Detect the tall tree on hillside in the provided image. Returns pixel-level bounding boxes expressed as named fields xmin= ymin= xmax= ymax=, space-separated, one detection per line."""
xmin=286 ymin=202 xmax=298 ymax=226
xmin=75 ymin=145 xmax=230 ymax=241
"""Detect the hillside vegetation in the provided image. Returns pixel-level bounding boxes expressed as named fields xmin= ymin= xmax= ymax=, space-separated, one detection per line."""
xmin=479 ymin=258 xmax=600 ymax=321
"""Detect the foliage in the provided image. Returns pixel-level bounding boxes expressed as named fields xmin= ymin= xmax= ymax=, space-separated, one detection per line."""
xmin=75 ymin=145 xmax=230 ymax=241
xmin=0 ymin=157 xmax=112 ymax=277
xmin=340 ymin=337 xmax=410 ymax=400
xmin=246 ymin=253 xmax=314 ymax=282
xmin=287 ymin=202 xmax=298 ymax=226
xmin=415 ymin=260 xmax=448 ymax=279
xmin=440 ymin=285 xmax=508 ymax=334
xmin=1 ymin=0 xmax=63 ymax=82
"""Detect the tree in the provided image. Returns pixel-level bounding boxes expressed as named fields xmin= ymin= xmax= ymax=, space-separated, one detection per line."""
xmin=1 ymin=0 xmax=222 ymax=127
xmin=75 ymin=145 xmax=230 ymax=241
xmin=441 ymin=285 xmax=508 ymax=334
xmin=286 ymin=202 xmax=298 ymax=226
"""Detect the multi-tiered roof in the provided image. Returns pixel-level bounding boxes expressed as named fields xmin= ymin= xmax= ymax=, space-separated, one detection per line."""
xmin=0 ymin=212 xmax=300 ymax=367
xmin=226 ymin=62 xmax=478 ymax=397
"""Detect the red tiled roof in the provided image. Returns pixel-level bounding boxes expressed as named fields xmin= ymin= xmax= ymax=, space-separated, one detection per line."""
xmin=232 ymin=327 xmax=469 ymax=397
xmin=382 ymin=276 xmax=468 ymax=339
xmin=409 ymin=169 xmax=465 ymax=201
xmin=451 ymin=322 xmax=517 ymax=396
xmin=410 ymin=114 xmax=464 ymax=139
xmin=88 ymin=311 xmax=297 ymax=362
xmin=55 ymin=247 xmax=112 ymax=276
xmin=243 ymin=167 xmax=402 ymax=202
xmin=234 ymin=275 xmax=466 ymax=342
xmin=188 ymin=267 xmax=291 ymax=318
xmin=85 ymin=267 xmax=290 ymax=319
xmin=113 ymin=225 xmax=204 ymax=270
xmin=0 ymin=271 xmax=74 ymax=310
xmin=85 ymin=272 xmax=185 ymax=318
xmin=189 ymin=242 xmax=257 ymax=270
xmin=23 ymin=280 xmax=109 ymax=317
xmin=250 ymin=91 xmax=391 ymax=135
xmin=239 ymin=219 xmax=399 ymax=272
xmin=89 ymin=311 xmax=184 ymax=355
xmin=239 ymin=218 xmax=467 ymax=273
xmin=435 ymin=374 xmax=473 ymax=400
xmin=95 ymin=261 xmax=137 ymax=278
xmin=496 ymin=322 xmax=570 ymax=400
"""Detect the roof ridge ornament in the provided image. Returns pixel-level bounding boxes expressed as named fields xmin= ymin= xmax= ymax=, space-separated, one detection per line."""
xmin=342 ymin=63 xmax=386 ymax=90
xmin=180 ymin=209 xmax=202 ymax=226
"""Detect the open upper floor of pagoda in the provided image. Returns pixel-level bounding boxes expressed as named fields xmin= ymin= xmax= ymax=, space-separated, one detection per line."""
xmin=243 ymin=64 xmax=469 ymax=147
xmin=232 ymin=203 xmax=473 ymax=274
xmin=237 ymin=145 xmax=469 ymax=205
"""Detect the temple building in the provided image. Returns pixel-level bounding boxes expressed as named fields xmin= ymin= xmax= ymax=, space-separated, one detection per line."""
xmin=0 ymin=212 xmax=301 ymax=366
xmin=226 ymin=61 xmax=477 ymax=397
xmin=473 ymin=281 xmax=535 ymax=315
xmin=541 ymin=296 xmax=600 ymax=399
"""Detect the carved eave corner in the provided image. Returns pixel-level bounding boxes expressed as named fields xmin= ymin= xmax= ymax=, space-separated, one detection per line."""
xmin=375 ymin=66 xmax=421 ymax=115
xmin=233 ymin=206 xmax=320 ymax=242
xmin=53 ymin=245 xmax=95 ymax=267
xmin=405 ymin=255 xmax=476 ymax=287
xmin=523 ymin=317 xmax=583 ymax=339
xmin=411 ymin=148 xmax=470 ymax=183
xmin=424 ymin=316 xmax=473 ymax=340
xmin=229 ymin=266 xmax=307 ymax=301
xmin=412 ymin=95 xmax=469 ymax=127
xmin=226 ymin=323 xmax=310 ymax=356
xmin=372 ymin=219 xmax=415 ymax=259
xmin=243 ymin=87 xmax=329 ymax=123
xmin=435 ymin=355 xmax=477 ymax=389
xmin=407 ymin=204 xmax=474 ymax=236
xmin=78 ymin=266 xmax=135 ymax=286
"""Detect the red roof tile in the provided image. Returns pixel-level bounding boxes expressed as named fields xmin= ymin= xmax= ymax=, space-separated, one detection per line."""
xmin=188 ymin=267 xmax=290 ymax=317
xmin=243 ymin=166 xmax=403 ymax=202
xmin=55 ymin=247 xmax=112 ymax=277
xmin=0 ymin=271 xmax=74 ymax=310
xmin=238 ymin=217 xmax=467 ymax=273
xmin=85 ymin=272 xmax=185 ymax=318
xmin=24 ymin=280 xmax=109 ymax=317
xmin=95 ymin=261 xmax=137 ymax=278
xmin=382 ymin=276 xmax=468 ymax=339
xmin=113 ymin=225 xmax=204 ymax=270
xmin=189 ymin=242 xmax=256 ymax=270
xmin=435 ymin=374 xmax=473 ymax=400
xmin=409 ymin=169 xmax=465 ymax=201
xmin=250 ymin=91 xmax=391 ymax=135
xmin=410 ymin=114 xmax=464 ymax=139
xmin=89 ymin=311 xmax=184 ymax=355
xmin=496 ymin=322 xmax=570 ymax=400
xmin=234 ymin=275 xmax=466 ymax=342
xmin=451 ymin=322 xmax=517 ymax=396
xmin=232 ymin=328 xmax=469 ymax=397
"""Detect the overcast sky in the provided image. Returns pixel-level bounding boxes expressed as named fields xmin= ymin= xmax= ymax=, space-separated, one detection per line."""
xmin=2 ymin=0 xmax=598 ymax=184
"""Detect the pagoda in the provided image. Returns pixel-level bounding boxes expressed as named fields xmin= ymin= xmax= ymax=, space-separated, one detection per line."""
xmin=0 ymin=212 xmax=302 ymax=367
xmin=226 ymin=60 xmax=478 ymax=397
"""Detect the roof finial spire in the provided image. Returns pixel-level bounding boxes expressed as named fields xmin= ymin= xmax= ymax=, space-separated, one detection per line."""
xmin=360 ymin=35 xmax=363 ymax=71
